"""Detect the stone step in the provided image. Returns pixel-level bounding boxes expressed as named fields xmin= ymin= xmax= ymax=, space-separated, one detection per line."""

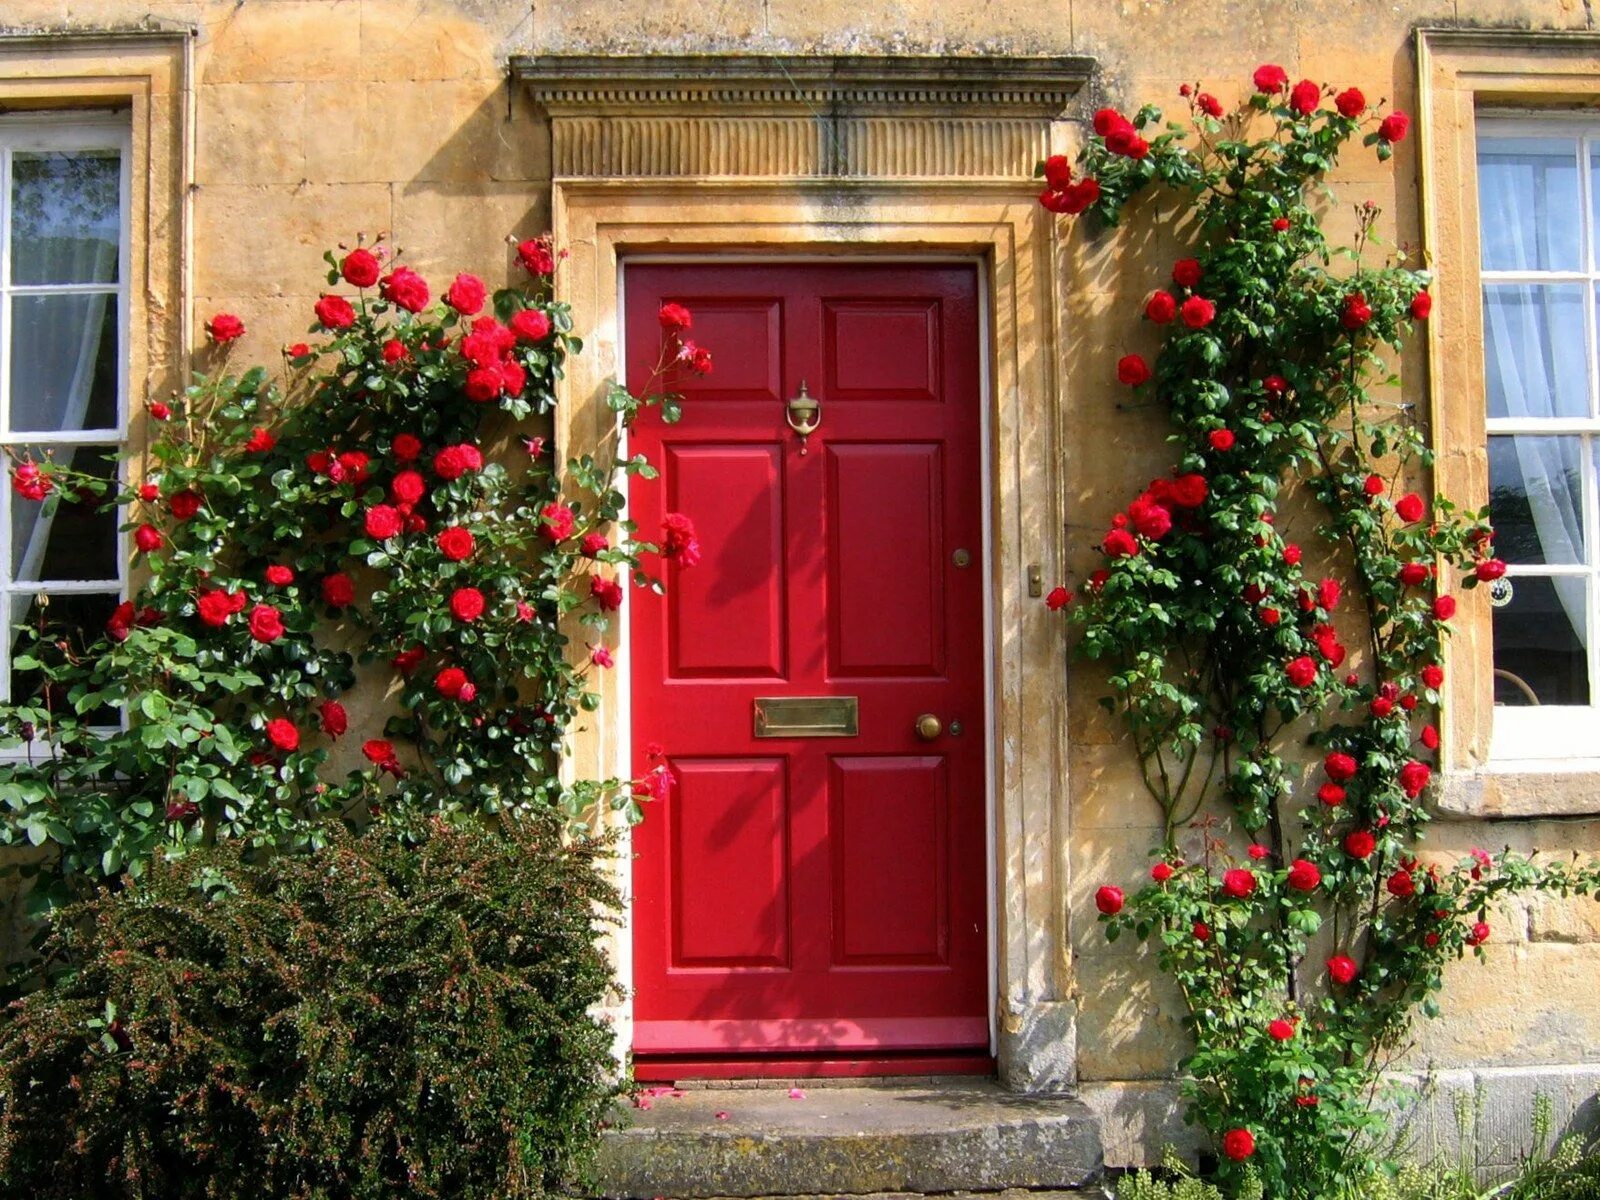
xmin=592 ymin=1081 xmax=1106 ymax=1198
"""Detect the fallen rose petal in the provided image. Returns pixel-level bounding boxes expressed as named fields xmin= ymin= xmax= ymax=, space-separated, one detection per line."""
xmin=788 ymin=1087 xmax=806 ymax=1099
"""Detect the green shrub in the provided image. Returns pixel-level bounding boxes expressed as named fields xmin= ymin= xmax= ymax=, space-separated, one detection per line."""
xmin=0 ymin=816 xmax=620 ymax=1199
xmin=1116 ymin=1147 xmax=1262 ymax=1200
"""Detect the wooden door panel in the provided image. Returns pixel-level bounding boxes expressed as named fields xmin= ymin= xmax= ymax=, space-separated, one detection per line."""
xmin=829 ymin=755 xmax=950 ymax=966
xmin=827 ymin=442 xmax=945 ymax=678
xmin=668 ymin=757 xmax=791 ymax=969
xmin=628 ymin=262 xmax=987 ymax=1060
xmin=823 ymin=299 xmax=941 ymax=401
xmin=665 ymin=443 xmax=786 ymax=679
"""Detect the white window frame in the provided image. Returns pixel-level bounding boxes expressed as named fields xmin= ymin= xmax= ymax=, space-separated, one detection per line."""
xmin=1478 ymin=113 xmax=1600 ymax=763
xmin=0 ymin=112 xmax=131 ymax=714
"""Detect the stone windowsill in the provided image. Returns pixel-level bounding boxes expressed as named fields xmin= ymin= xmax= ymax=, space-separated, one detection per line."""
xmin=1436 ymin=764 xmax=1600 ymax=819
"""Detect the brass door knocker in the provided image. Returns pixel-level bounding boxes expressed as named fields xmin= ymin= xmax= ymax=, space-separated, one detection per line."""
xmin=785 ymin=380 xmax=821 ymax=454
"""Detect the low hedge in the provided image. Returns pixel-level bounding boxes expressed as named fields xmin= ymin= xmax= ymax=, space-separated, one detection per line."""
xmin=0 ymin=817 xmax=620 ymax=1199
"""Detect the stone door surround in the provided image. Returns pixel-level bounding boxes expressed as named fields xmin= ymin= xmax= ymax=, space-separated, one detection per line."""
xmin=513 ymin=51 xmax=1090 ymax=1092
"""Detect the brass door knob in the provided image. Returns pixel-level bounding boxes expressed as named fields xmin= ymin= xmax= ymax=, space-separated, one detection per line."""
xmin=915 ymin=713 xmax=942 ymax=740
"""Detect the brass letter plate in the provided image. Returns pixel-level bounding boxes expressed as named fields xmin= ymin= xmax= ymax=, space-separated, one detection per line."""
xmin=753 ymin=696 xmax=859 ymax=738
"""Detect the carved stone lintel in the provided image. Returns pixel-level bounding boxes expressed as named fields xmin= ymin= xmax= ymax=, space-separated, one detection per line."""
xmin=511 ymin=53 xmax=1093 ymax=181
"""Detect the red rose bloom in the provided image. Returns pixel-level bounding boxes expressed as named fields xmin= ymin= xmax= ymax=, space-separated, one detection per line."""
xmin=1093 ymin=108 xmax=1132 ymax=137
xmin=1341 ymin=293 xmax=1373 ymax=330
xmin=517 ymin=236 xmax=555 ymax=276
xmin=341 ymin=248 xmax=382 ymax=288
xmin=206 ymin=312 xmax=245 ymax=343
xmin=1180 ymin=295 xmax=1216 ymax=328
xmin=1117 ymin=354 xmax=1151 ymax=386
xmin=1273 ymin=217 xmax=1291 ymax=231
xmin=1248 ymin=844 xmax=1270 ymax=860
xmin=363 ymin=738 xmax=397 ymax=765
xmin=1170 ymin=474 xmax=1208 ymax=508
xmin=1433 ymin=595 xmax=1456 ymax=621
xmin=1263 ymin=374 xmax=1288 ymax=395
xmin=391 ymin=470 xmax=426 ymax=506
xmin=432 ymin=444 xmax=481 ymax=481
xmin=437 ymin=527 xmax=475 ymax=561
xmin=1286 ymin=656 xmax=1318 ymax=688
xmin=382 ymin=338 xmax=408 ymax=364
xmin=1399 ymin=759 xmax=1432 ymax=799
xmin=1103 ymin=528 xmax=1139 ymax=558
xmin=1094 ymin=885 xmax=1124 ymax=915
xmin=1197 ymin=93 xmax=1223 ymax=118
xmin=287 ymin=343 xmax=311 ymax=359
xmin=106 ymin=601 xmax=136 ymax=643
xmin=1290 ymin=79 xmax=1321 ymax=115
xmin=688 ymin=345 xmax=714 ymax=375
xmin=1042 ymin=154 xmax=1073 ymax=190
xmin=245 ymin=427 xmax=276 ymax=453
xmin=365 ymin=505 xmax=403 ymax=540
xmin=540 ymin=502 xmax=576 ymax=541
xmin=1268 ymin=1017 xmax=1297 ymax=1041
xmin=1318 ymin=783 xmax=1346 ymax=807
xmin=1379 ymin=111 xmax=1410 ymax=143
xmin=1475 ymin=558 xmax=1507 ymax=582
xmin=445 ymin=273 xmax=487 ymax=314
xmin=1327 ymin=955 xmax=1358 ymax=984
xmin=318 ymin=700 xmax=348 ymax=738
xmin=659 ymin=302 xmax=693 ymax=331
xmin=1151 ymin=862 xmax=1174 ymax=883
xmin=1399 ymin=562 xmax=1430 ymax=587
xmin=1410 ymin=290 xmax=1432 ymax=320
xmin=590 ymin=575 xmax=624 ymax=611
xmin=1222 ymin=868 xmax=1256 ymax=898
xmin=1046 ymin=586 xmax=1074 ymax=611
xmin=1325 ymin=752 xmax=1359 ymax=782
xmin=1335 ymin=87 xmax=1366 ymax=117
xmin=314 ymin=294 xmax=355 ymax=329
xmin=1172 ymin=258 xmax=1203 ymax=288
xmin=10 ymin=462 xmax=51 ymax=501
xmin=196 ymin=589 xmax=236 ymax=628
xmin=512 ymin=307 xmax=552 ymax=342
xmin=434 ymin=666 xmax=470 ymax=699
xmin=1145 ymin=290 xmax=1177 ymax=324
xmin=380 ymin=267 xmax=430 ymax=313
xmin=1287 ymin=859 xmax=1322 ymax=892
xmin=463 ymin=366 xmax=504 ymax=403
xmin=1343 ymin=829 xmax=1377 ymax=859
xmin=1253 ymin=63 xmax=1288 ymax=92
xmin=1387 ymin=869 xmax=1416 ymax=898
xmin=1283 ymin=543 xmax=1302 ymax=565
xmin=1466 ymin=921 xmax=1491 ymax=947
xmin=321 ymin=573 xmax=356 ymax=608
xmin=266 ymin=718 xmax=300 ymax=752
xmin=1363 ymin=473 xmax=1386 ymax=497
xmin=1105 ymin=126 xmax=1149 ymax=159
xmin=1128 ymin=496 xmax=1172 ymax=541
xmin=662 ymin=512 xmax=702 ymax=565
xmin=392 ymin=433 xmax=422 ymax=461
xmin=1371 ymin=696 xmax=1394 ymax=718
xmin=580 ymin=532 xmax=608 ymax=558
xmin=134 ymin=524 xmax=163 ymax=553
xmin=248 ymin=604 xmax=285 ymax=643
xmin=1395 ymin=493 xmax=1426 ymax=523
xmin=449 ymin=587 xmax=485 ymax=622
xmin=265 ymin=565 xmax=294 ymax=586
xmin=1194 ymin=921 xmax=1211 ymax=941
xmin=392 ymin=645 xmax=425 ymax=674
xmin=1422 ymin=724 xmax=1441 ymax=750
xmin=1208 ymin=429 xmax=1235 ymax=452
xmin=1421 ymin=663 xmax=1444 ymax=690
xmin=169 ymin=490 xmax=202 ymax=521
xmin=1044 ymin=177 xmax=1100 ymax=214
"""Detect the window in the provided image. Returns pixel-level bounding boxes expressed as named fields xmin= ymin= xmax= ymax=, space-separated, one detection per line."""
xmin=0 ymin=115 xmax=128 ymax=706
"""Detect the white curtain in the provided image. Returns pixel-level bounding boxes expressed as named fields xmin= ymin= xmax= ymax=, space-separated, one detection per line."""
xmin=1480 ymin=140 xmax=1589 ymax=644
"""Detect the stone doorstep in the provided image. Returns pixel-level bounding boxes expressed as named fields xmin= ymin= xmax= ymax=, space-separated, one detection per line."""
xmin=591 ymin=1081 xmax=1106 ymax=1199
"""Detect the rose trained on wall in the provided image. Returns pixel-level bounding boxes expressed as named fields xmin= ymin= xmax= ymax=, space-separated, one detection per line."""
xmin=1 ymin=234 xmax=706 ymax=899
xmin=1040 ymin=71 xmax=1600 ymax=1198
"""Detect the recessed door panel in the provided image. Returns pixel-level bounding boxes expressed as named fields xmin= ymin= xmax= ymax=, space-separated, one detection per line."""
xmin=825 ymin=299 xmax=941 ymax=400
xmin=657 ymin=298 xmax=782 ymax=400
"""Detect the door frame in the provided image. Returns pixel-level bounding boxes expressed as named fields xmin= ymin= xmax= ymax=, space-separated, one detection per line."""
xmin=551 ymin=179 xmax=1078 ymax=1091
xmin=617 ymin=254 xmax=1001 ymax=1069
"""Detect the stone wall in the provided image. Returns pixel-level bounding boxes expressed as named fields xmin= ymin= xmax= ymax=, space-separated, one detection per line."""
xmin=4 ymin=0 xmax=1600 ymax=1166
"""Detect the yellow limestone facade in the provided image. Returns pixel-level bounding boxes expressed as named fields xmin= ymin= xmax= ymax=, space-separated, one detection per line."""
xmin=4 ymin=0 xmax=1600 ymax=1167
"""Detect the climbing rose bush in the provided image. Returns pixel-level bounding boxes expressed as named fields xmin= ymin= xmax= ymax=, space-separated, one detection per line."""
xmin=1041 ymin=70 xmax=1600 ymax=1198
xmin=1 ymin=234 xmax=705 ymax=899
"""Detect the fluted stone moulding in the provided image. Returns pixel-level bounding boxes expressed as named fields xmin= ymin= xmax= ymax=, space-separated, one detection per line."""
xmin=511 ymin=54 xmax=1095 ymax=181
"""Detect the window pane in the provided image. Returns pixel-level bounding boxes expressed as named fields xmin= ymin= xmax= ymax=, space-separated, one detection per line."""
xmin=1483 ymin=284 xmax=1589 ymax=419
xmin=1478 ymin=135 xmax=1582 ymax=272
xmin=7 ymin=591 xmax=119 ymax=720
xmin=7 ymin=292 xmax=118 ymax=433
xmin=9 ymin=149 xmax=120 ymax=286
xmin=9 ymin=444 xmax=118 ymax=582
xmin=1493 ymin=574 xmax=1589 ymax=706
xmin=1488 ymin=435 xmax=1585 ymax=565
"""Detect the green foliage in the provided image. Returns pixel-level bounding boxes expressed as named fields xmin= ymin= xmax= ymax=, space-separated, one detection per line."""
xmin=0 ymin=237 xmax=693 ymax=903
xmin=1045 ymin=72 xmax=1600 ymax=1199
xmin=0 ymin=817 xmax=621 ymax=1199
xmin=1117 ymin=1147 xmax=1262 ymax=1200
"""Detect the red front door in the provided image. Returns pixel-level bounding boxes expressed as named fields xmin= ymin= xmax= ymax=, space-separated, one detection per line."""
xmin=626 ymin=262 xmax=988 ymax=1062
